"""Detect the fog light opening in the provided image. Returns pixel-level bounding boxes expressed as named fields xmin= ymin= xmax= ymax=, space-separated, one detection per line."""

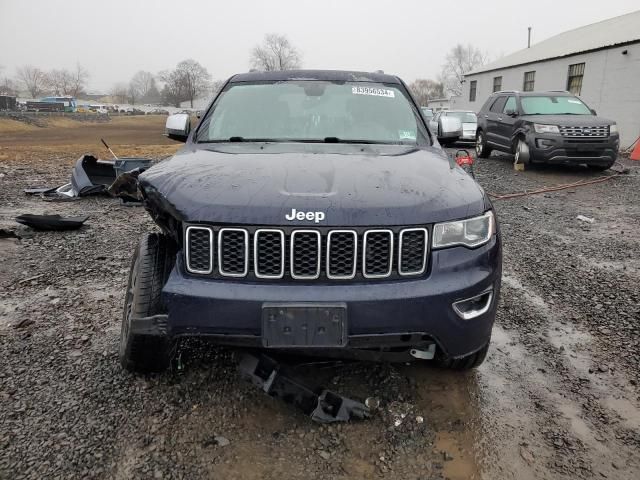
xmin=536 ymin=139 xmax=555 ymax=149
xmin=452 ymin=290 xmax=493 ymax=320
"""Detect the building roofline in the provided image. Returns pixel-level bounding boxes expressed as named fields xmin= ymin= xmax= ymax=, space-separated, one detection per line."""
xmin=466 ymin=39 xmax=640 ymax=77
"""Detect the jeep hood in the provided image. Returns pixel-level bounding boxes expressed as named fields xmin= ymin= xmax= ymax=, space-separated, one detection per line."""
xmin=139 ymin=144 xmax=487 ymax=227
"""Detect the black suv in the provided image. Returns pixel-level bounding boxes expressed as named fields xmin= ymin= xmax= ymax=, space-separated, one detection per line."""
xmin=119 ymin=70 xmax=502 ymax=373
xmin=475 ymin=91 xmax=619 ymax=170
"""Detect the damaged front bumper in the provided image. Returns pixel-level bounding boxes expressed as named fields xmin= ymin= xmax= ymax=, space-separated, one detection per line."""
xmin=130 ymin=236 xmax=501 ymax=360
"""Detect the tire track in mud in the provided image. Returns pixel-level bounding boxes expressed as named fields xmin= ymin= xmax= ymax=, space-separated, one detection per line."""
xmin=493 ymin=271 xmax=640 ymax=478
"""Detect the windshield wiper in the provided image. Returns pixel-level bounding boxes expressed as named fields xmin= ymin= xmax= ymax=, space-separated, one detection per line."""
xmin=318 ymin=137 xmax=404 ymax=145
xmin=197 ymin=137 xmax=282 ymax=143
xmin=198 ymin=137 xmax=411 ymax=145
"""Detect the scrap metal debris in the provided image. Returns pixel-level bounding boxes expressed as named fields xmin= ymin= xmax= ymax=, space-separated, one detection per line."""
xmin=238 ymin=353 xmax=370 ymax=423
xmin=24 ymin=152 xmax=152 ymax=200
xmin=15 ymin=214 xmax=88 ymax=231
xmin=576 ymin=214 xmax=596 ymax=224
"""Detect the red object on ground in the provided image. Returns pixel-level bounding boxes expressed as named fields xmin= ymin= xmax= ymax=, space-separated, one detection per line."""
xmin=630 ymin=139 xmax=640 ymax=161
xmin=455 ymin=150 xmax=474 ymax=166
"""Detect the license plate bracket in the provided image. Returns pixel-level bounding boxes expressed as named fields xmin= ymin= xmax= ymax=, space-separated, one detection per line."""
xmin=261 ymin=303 xmax=347 ymax=348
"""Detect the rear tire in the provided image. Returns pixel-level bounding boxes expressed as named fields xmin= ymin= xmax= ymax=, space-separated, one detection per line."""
xmin=119 ymin=233 xmax=175 ymax=373
xmin=476 ymin=131 xmax=491 ymax=158
xmin=436 ymin=343 xmax=490 ymax=370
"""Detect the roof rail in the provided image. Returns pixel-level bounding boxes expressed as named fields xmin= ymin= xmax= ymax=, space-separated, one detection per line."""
xmin=493 ymin=90 xmax=519 ymax=94
xmin=546 ymin=90 xmax=570 ymax=93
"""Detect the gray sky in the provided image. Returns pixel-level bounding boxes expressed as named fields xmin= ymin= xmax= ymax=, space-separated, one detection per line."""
xmin=1 ymin=0 xmax=638 ymax=92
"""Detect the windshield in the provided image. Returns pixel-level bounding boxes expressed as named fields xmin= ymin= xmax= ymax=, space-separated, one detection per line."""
xmin=520 ymin=96 xmax=592 ymax=115
xmin=196 ymin=81 xmax=429 ymax=145
xmin=446 ymin=112 xmax=476 ymax=122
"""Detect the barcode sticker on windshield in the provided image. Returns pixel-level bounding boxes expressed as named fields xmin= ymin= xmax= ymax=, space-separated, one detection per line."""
xmin=352 ymin=86 xmax=395 ymax=98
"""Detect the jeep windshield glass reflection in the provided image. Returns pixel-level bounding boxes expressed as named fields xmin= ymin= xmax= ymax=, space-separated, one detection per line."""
xmin=195 ymin=81 xmax=430 ymax=145
xmin=520 ymin=95 xmax=592 ymax=115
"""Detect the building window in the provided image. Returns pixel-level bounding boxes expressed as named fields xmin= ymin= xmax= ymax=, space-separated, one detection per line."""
xmin=523 ymin=71 xmax=536 ymax=91
xmin=493 ymin=76 xmax=502 ymax=92
xmin=567 ymin=63 xmax=585 ymax=95
xmin=469 ymin=80 xmax=477 ymax=101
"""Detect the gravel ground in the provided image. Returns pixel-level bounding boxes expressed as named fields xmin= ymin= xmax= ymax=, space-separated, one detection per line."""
xmin=1 ymin=127 xmax=639 ymax=479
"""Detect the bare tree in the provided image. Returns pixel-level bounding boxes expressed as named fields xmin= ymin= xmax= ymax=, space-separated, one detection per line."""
xmin=68 ymin=63 xmax=89 ymax=97
xmin=0 ymin=66 xmax=17 ymax=96
xmin=0 ymin=77 xmax=18 ymax=96
xmin=129 ymin=71 xmax=157 ymax=103
xmin=127 ymin=84 xmax=138 ymax=105
xmin=441 ymin=44 xmax=487 ymax=96
xmin=16 ymin=65 xmax=46 ymax=98
xmin=409 ymin=79 xmax=445 ymax=106
xmin=250 ymin=33 xmax=302 ymax=71
xmin=158 ymin=60 xmax=212 ymax=107
xmin=110 ymin=83 xmax=129 ymax=104
xmin=45 ymin=69 xmax=72 ymax=96
xmin=210 ymin=79 xmax=225 ymax=96
xmin=176 ymin=59 xmax=211 ymax=108
xmin=158 ymin=69 xmax=188 ymax=107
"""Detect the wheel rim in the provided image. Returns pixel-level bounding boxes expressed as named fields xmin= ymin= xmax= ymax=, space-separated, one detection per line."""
xmin=476 ymin=134 xmax=483 ymax=155
xmin=515 ymin=139 xmax=529 ymax=164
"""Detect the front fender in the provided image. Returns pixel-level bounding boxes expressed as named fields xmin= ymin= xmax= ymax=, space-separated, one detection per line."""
xmin=510 ymin=124 xmax=531 ymax=151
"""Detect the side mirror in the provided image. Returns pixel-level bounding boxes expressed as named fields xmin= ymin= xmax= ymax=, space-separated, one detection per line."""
xmin=590 ymin=109 xmax=597 ymax=116
xmin=165 ymin=113 xmax=191 ymax=142
xmin=505 ymin=109 xmax=518 ymax=117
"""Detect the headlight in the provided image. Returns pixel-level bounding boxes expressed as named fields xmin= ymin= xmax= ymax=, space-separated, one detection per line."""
xmin=609 ymin=124 xmax=618 ymax=134
xmin=433 ymin=211 xmax=496 ymax=249
xmin=534 ymin=124 xmax=560 ymax=134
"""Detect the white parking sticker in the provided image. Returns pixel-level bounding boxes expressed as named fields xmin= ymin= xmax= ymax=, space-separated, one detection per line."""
xmin=567 ymin=99 xmax=582 ymax=104
xmin=398 ymin=130 xmax=416 ymax=140
xmin=352 ymin=86 xmax=395 ymax=98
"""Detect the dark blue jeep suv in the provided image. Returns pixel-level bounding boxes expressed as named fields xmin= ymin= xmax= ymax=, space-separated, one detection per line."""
xmin=119 ymin=70 xmax=502 ymax=373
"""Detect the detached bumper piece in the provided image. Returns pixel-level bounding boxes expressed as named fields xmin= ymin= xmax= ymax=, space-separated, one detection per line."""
xmin=24 ymin=154 xmax=152 ymax=201
xmin=238 ymin=353 xmax=370 ymax=423
xmin=15 ymin=214 xmax=88 ymax=231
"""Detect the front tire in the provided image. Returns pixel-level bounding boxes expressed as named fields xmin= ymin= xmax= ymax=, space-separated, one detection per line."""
xmin=436 ymin=343 xmax=490 ymax=370
xmin=119 ymin=233 xmax=175 ymax=373
xmin=476 ymin=131 xmax=491 ymax=158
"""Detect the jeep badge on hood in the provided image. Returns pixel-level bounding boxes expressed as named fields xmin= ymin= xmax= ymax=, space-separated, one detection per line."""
xmin=285 ymin=208 xmax=326 ymax=223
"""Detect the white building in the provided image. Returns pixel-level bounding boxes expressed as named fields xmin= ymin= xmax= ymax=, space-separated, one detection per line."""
xmin=456 ymin=10 xmax=640 ymax=145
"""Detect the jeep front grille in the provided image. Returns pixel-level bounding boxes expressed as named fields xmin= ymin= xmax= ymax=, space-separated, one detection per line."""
xmin=254 ymin=229 xmax=285 ymax=278
xmin=184 ymin=226 xmax=429 ymax=281
xmin=291 ymin=230 xmax=322 ymax=279
xmin=559 ymin=125 xmax=609 ymax=137
xmin=327 ymin=230 xmax=358 ymax=279
xmin=399 ymin=228 xmax=428 ymax=275
xmin=363 ymin=230 xmax=393 ymax=278
xmin=185 ymin=226 xmax=213 ymax=274
xmin=218 ymin=228 xmax=248 ymax=277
